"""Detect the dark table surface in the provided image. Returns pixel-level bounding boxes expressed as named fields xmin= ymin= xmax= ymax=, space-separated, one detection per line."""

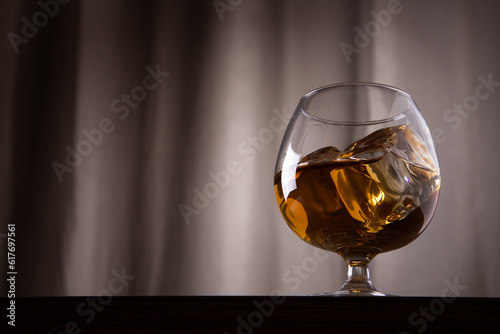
xmin=2 ymin=296 xmax=499 ymax=333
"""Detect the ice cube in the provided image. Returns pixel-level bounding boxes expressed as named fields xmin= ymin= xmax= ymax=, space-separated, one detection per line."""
xmin=300 ymin=146 xmax=341 ymax=164
xmin=337 ymin=125 xmax=436 ymax=171
xmin=337 ymin=125 xmax=406 ymax=161
xmin=330 ymin=125 xmax=440 ymax=231
xmin=392 ymin=126 xmax=437 ymax=171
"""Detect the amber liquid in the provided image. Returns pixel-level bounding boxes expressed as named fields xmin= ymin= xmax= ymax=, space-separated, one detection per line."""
xmin=274 ymin=157 xmax=440 ymax=261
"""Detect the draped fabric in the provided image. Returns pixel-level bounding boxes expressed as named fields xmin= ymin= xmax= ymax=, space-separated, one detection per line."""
xmin=1 ymin=0 xmax=499 ymax=297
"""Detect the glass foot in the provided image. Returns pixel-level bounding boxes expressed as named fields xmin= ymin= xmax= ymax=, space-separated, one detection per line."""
xmin=313 ymin=289 xmax=388 ymax=297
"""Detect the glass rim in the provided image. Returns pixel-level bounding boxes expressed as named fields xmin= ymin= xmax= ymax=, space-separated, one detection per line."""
xmin=300 ymin=82 xmax=414 ymax=126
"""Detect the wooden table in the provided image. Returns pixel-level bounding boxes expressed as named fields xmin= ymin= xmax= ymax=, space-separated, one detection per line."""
xmin=3 ymin=296 xmax=499 ymax=333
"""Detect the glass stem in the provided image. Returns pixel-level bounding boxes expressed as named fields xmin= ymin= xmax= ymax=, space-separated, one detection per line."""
xmin=338 ymin=259 xmax=377 ymax=293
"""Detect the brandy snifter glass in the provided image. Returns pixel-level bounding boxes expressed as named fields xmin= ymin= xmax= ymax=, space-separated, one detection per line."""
xmin=274 ymin=83 xmax=440 ymax=296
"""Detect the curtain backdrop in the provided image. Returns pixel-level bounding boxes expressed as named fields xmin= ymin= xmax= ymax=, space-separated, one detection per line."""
xmin=1 ymin=0 xmax=500 ymax=297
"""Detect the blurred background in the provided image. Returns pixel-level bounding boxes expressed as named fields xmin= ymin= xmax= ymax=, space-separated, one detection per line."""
xmin=1 ymin=0 xmax=499 ymax=297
